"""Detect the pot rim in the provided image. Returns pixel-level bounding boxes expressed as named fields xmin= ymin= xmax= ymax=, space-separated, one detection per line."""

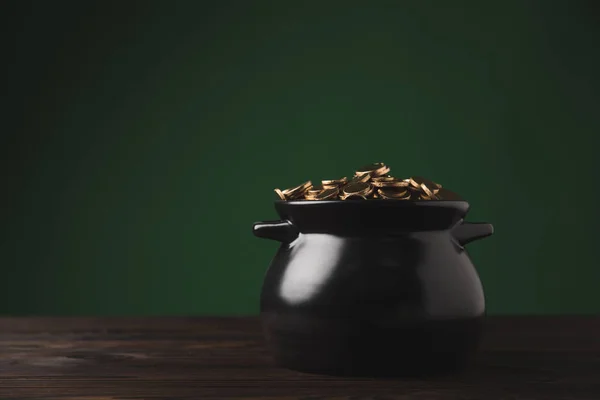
xmin=276 ymin=199 xmax=468 ymax=206
xmin=273 ymin=199 xmax=471 ymax=232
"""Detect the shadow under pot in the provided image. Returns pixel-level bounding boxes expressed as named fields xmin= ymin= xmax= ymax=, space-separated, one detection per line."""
xmin=253 ymin=199 xmax=493 ymax=377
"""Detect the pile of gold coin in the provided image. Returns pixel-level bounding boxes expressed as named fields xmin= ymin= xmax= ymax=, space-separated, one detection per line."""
xmin=274 ymin=162 xmax=461 ymax=201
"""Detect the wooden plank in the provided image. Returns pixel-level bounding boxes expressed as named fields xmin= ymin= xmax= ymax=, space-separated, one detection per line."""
xmin=0 ymin=316 xmax=598 ymax=399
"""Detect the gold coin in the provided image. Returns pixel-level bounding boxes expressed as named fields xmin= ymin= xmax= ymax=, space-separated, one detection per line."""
xmin=411 ymin=176 xmax=440 ymax=192
xmin=306 ymin=185 xmax=324 ymax=196
xmin=393 ymin=193 xmax=410 ymax=200
xmin=377 ymin=187 xmax=409 ymax=199
xmin=421 ymin=192 xmax=439 ymax=200
xmin=371 ymin=176 xmax=395 ymax=182
xmin=274 ymin=188 xmax=286 ymax=200
xmin=343 ymin=182 xmax=371 ymax=196
xmin=356 ymin=162 xmax=384 ymax=172
xmin=322 ymin=177 xmax=348 ymax=187
xmin=407 ymin=177 xmax=421 ymax=189
xmin=372 ymin=165 xmax=390 ymax=177
xmin=343 ymin=193 xmax=368 ymax=200
xmin=315 ymin=187 xmax=339 ymax=200
xmin=420 ymin=183 xmax=433 ymax=197
xmin=283 ymin=181 xmax=312 ymax=199
xmin=305 ymin=190 xmax=319 ymax=200
xmin=423 ymin=181 xmax=441 ymax=194
xmin=355 ymin=163 xmax=390 ymax=178
xmin=395 ymin=189 xmax=410 ymax=198
xmin=350 ymin=172 xmax=371 ymax=184
xmin=372 ymin=179 xmax=409 ymax=188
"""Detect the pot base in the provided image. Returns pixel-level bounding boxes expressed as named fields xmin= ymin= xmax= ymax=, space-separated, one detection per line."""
xmin=262 ymin=312 xmax=484 ymax=377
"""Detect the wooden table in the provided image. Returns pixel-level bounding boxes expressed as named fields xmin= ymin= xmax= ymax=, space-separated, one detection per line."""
xmin=0 ymin=316 xmax=599 ymax=399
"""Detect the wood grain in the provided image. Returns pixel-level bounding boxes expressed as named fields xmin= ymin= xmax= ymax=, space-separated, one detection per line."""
xmin=0 ymin=316 xmax=599 ymax=399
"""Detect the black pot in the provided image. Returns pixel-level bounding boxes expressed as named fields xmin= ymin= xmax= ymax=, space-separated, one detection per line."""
xmin=253 ymin=199 xmax=493 ymax=377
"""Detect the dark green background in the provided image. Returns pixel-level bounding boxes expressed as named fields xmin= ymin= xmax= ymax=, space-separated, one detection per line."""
xmin=2 ymin=1 xmax=599 ymax=315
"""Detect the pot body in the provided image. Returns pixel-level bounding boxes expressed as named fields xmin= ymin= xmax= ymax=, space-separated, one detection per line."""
xmin=254 ymin=200 xmax=493 ymax=377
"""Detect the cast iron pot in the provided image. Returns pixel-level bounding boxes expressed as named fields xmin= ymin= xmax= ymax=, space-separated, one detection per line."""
xmin=253 ymin=199 xmax=493 ymax=377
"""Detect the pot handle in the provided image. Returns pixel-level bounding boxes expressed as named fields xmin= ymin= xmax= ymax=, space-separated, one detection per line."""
xmin=253 ymin=220 xmax=299 ymax=243
xmin=452 ymin=220 xmax=494 ymax=246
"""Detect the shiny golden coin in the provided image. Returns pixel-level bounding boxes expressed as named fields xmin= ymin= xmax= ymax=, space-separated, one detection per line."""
xmin=343 ymin=182 xmax=371 ymax=196
xmin=372 ymin=179 xmax=409 ymax=188
xmin=422 ymin=182 xmax=440 ymax=194
xmin=282 ymin=181 xmax=312 ymax=199
xmin=322 ymin=177 xmax=348 ymax=187
xmin=372 ymin=165 xmax=390 ymax=177
xmin=420 ymin=193 xmax=439 ymax=200
xmin=420 ymin=183 xmax=433 ymax=197
xmin=355 ymin=162 xmax=384 ymax=172
xmin=381 ymin=192 xmax=410 ymax=200
xmin=407 ymin=177 xmax=421 ymax=189
xmin=350 ymin=172 xmax=371 ymax=184
xmin=315 ymin=187 xmax=339 ymax=200
xmin=355 ymin=163 xmax=390 ymax=178
xmin=274 ymin=188 xmax=286 ymax=200
xmin=412 ymin=176 xmax=440 ymax=192
xmin=371 ymin=175 xmax=395 ymax=182
xmin=377 ymin=187 xmax=408 ymax=199
xmin=306 ymin=185 xmax=324 ymax=196
xmin=305 ymin=190 xmax=319 ymax=199
xmin=343 ymin=193 xmax=368 ymax=200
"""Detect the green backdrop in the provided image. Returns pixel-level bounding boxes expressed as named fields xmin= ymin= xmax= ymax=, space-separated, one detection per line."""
xmin=2 ymin=1 xmax=599 ymax=315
